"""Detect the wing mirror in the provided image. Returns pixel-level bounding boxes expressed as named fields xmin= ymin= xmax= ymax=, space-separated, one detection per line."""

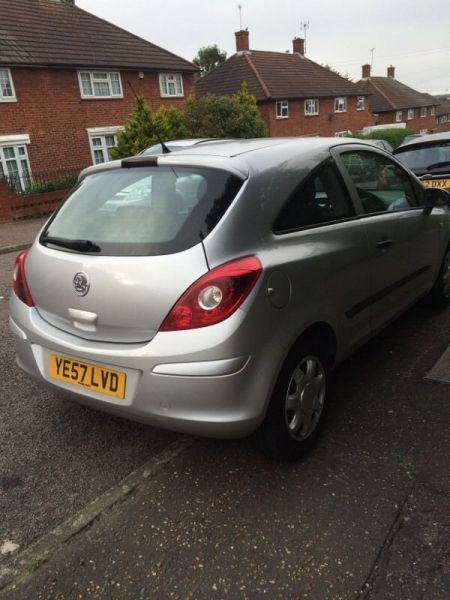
xmin=423 ymin=187 xmax=450 ymax=215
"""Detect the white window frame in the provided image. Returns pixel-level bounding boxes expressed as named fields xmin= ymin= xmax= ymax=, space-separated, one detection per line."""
xmin=420 ymin=107 xmax=427 ymax=118
xmin=430 ymin=106 xmax=435 ymax=116
xmin=356 ymin=96 xmax=365 ymax=111
xmin=395 ymin=110 xmax=403 ymax=122
xmin=78 ymin=71 xmax=123 ymax=99
xmin=276 ymin=100 xmax=289 ymax=119
xmin=159 ymin=73 xmax=184 ymax=98
xmin=419 ymin=128 xmax=429 ymax=134
xmin=334 ymin=130 xmax=350 ymax=137
xmin=334 ymin=97 xmax=347 ymax=113
xmin=0 ymin=135 xmax=32 ymax=191
xmin=87 ymin=126 xmax=123 ymax=165
xmin=407 ymin=108 xmax=414 ymax=120
xmin=304 ymin=98 xmax=319 ymax=116
xmin=0 ymin=68 xmax=17 ymax=102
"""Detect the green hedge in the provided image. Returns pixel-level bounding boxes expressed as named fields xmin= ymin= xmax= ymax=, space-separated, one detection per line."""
xmin=349 ymin=128 xmax=416 ymax=150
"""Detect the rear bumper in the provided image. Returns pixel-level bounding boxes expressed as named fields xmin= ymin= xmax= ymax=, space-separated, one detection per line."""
xmin=9 ymin=298 xmax=274 ymax=438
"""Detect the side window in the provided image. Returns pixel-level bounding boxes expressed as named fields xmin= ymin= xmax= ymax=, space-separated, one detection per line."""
xmin=340 ymin=151 xmax=418 ymax=214
xmin=274 ymin=160 xmax=355 ymax=233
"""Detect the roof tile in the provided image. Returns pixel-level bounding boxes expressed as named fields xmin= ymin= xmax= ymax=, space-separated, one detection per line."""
xmin=196 ymin=50 xmax=364 ymax=100
xmin=358 ymin=77 xmax=436 ymax=112
xmin=0 ymin=0 xmax=196 ymax=71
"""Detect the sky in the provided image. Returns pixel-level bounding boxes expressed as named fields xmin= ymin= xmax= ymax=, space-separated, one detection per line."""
xmin=76 ymin=0 xmax=450 ymax=95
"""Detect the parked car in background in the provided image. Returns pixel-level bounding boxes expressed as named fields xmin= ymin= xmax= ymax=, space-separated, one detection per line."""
xmin=367 ymin=139 xmax=393 ymax=153
xmin=10 ymin=138 xmax=450 ymax=460
xmin=394 ymin=132 xmax=450 ymax=191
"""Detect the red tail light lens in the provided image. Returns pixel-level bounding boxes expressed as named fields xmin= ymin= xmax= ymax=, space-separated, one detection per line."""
xmin=160 ymin=256 xmax=262 ymax=331
xmin=13 ymin=249 xmax=34 ymax=307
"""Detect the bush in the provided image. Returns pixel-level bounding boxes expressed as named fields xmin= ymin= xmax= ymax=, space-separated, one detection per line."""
xmin=185 ymin=83 xmax=267 ymax=138
xmin=350 ymin=128 xmax=415 ymax=149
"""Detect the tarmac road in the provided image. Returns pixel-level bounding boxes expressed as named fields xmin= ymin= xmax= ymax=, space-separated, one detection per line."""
xmin=0 ymin=246 xmax=449 ymax=599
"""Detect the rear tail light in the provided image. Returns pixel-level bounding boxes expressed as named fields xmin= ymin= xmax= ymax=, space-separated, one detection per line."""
xmin=160 ymin=256 xmax=262 ymax=331
xmin=13 ymin=249 xmax=34 ymax=307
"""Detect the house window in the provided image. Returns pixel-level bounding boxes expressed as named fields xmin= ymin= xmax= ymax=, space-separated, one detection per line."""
xmin=430 ymin=106 xmax=435 ymax=116
xmin=0 ymin=68 xmax=16 ymax=102
xmin=159 ymin=73 xmax=184 ymax=97
xmin=0 ymin=141 xmax=31 ymax=191
xmin=356 ymin=96 xmax=365 ymax=111
xmin=395 ymin=110 xmax=403 ymax=122
xmin=420 ymin=107 xmax=427 ymax=118
xmin=78 ymin=71 xmax=123 ymax=99
xmin=304 ymin=99 xmax=319 ymax=116
xmin=334 ymin=97 xmax=347 ymax=113
xmin=276 ymin=100 xmax=289 ymax=119
xmin=88 ymin=132 xmax=121 ymax=165
xmin=407 ymin=109 xmax=414 ymax=120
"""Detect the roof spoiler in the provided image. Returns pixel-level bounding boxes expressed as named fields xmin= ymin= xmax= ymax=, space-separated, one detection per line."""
xmin=121 ymin=156 xmax=159 ymax=168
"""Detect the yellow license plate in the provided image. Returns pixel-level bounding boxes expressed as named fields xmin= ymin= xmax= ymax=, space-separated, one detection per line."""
xmin=49 ymin=354 xmax=126 ymax=399
xmin=422 ymin=178 xmax=450 ymax=189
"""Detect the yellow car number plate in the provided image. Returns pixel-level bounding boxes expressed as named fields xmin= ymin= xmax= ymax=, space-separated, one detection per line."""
xmin=49 ymin=354 xmax=126 ymax=399
xmin=422 ymin=178 xmax=450 ymax=190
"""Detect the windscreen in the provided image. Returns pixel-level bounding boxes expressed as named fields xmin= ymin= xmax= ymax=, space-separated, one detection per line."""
xmin=41 ymin=166 xmax=243 ymax=256
xmin=395 ymin=141 xmax=450 ymax=173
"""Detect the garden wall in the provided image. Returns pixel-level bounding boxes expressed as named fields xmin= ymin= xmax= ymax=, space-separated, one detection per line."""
xmin=0 ymin=181 xmax=68 ymax=223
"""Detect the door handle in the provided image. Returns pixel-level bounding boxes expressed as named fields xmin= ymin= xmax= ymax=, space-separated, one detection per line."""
xmin=377 ymin=237 xmax=393 ymax=251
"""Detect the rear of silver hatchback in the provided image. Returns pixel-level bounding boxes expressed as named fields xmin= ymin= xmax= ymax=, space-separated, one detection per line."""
xmin=9 ymin=157 xmax=280 ymax=440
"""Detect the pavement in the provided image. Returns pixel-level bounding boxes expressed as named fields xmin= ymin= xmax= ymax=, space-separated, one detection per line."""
xmin=0 ymin=216 xmax=47 ymax=254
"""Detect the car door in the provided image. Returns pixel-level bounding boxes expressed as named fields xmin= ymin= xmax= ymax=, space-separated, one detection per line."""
xmin=271 ymin=157 xmax=374 ymax=355
xmin=333 ymin=145 xmax=441 ymax=333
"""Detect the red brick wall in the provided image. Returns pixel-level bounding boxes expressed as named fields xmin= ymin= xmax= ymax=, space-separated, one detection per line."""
xmin=1 ymin=67 xmax=195 ymax=174
xmin=259 ymin=97 xmax=374 ymax=137
xmin=373 ymin=110 xmax=437 ymax=133
xmin=0 ymin=180 xmax=67 ymax=223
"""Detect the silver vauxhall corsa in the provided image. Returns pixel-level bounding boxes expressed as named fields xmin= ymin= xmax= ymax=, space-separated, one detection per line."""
xmin=9 ymin=138 xmax=450 ymax=460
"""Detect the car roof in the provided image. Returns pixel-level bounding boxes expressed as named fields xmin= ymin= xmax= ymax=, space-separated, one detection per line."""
xmin=395 ymin=131 xmax=450 ymax=152
xmin=141 ymin=139 xmax=223 ymax=154
xmin=79 ymin=137 xmax=382 ymax=181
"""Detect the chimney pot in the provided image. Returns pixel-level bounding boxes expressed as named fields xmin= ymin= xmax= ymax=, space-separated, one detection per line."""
xmin=362 ymin=64 xmax=371 ymax=79
xmin=387 ymin=65 xmax=395 ymax=78
xmin=293 ymin=37 xmax=305 ymax=56
xmin=235 ymin=29 xmax=249 ymax=53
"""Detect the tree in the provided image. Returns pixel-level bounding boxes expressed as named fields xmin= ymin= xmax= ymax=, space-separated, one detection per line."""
xmin=109 ymin=96 xmax=154 ymax=159
xmin=184 ymin=83 xmax=267 ymax=138
xmin=321 ymin=63 xmax=352 ymax=81
xmin=193 ymin=45 xmax=227 ymax=77
xmin=110 ymin=96 xmax=187 ymax=159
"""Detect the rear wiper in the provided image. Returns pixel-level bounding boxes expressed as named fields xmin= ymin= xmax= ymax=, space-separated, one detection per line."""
xmin=425 ymin=160 xmax=450 ymax=171
xmin=40 ymin=236 xmax=101 ymax=252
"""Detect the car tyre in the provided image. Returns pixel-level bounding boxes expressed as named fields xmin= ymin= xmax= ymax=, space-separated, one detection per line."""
xmin=257 ymin=335 xmax=332 ymax=462
xmin=426 ymin=247 xmax=450 ymax=308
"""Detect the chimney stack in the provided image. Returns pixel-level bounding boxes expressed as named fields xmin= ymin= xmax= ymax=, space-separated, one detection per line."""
xmin=387 ymin=65 xmax=395 ymax=78
xmin=362 ymin=64 xmax=371 ymax=79
xmin=235 ymin=29 xmax=249 ymax=53
xmin=292 ymin=37 xmax=305 ymax=56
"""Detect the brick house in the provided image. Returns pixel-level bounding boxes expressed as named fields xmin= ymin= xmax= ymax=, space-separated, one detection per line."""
xmin=0 ymin=0 xmax=197 ymax=190
xmin=436 ymin=98 xmax=450 ymax=132
xmin=195 ymin=30 xmax=374 ymax=137
xmin=357 ymin=65 xmax=438 ymax=134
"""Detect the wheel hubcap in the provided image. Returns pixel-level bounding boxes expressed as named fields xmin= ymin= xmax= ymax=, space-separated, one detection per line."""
xmin=285 ymin=356 xmax=326 ymax=441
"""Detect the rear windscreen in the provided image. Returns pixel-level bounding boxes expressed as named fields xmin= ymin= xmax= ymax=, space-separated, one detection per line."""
xmin=395 ymin=142 xmax=450 ymax=173
xmin=41 ymin=166 xmax=244 ymax=256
